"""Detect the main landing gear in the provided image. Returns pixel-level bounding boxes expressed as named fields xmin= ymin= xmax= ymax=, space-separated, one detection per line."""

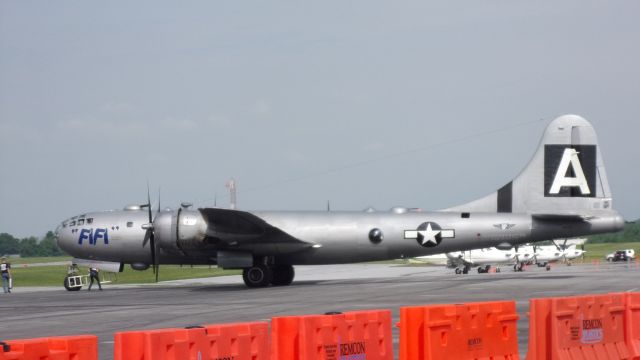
xmin=477 ymin=265 xmax=499 ymax=273
xmin=242 ymin=263 xmax=295 ymax=288
xmin=455 ymin=264 xmax=471 ymax=275
xmin=513 ymin=263 xmax=525 ymax=272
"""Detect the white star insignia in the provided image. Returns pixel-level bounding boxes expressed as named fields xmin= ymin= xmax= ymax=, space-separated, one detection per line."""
xmin=418 ymin=223 xmax=440 ymax=246
xmin=404 ymin=222 xmax=455 ymax=247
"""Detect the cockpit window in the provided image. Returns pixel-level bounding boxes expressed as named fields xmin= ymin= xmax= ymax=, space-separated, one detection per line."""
xmin=87 ymin=218 xmax=93 ymax=224
xmin=77 ymin=219 xmax=85 ymax=225
xmin=69 ymin=221 xmax=76 ymax=226
xmin=127 ymin=222 xmax=133 ymax=228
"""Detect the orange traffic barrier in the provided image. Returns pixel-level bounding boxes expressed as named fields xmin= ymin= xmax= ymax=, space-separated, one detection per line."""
xmin=624 ymin=292 xmax=640 ymax=359
xmin=398 ymin=300 xmax=519 ymax=360
xmin=526 ymin=293 xmax=632 ymax=360
xmin=0 ymin=335 xmax=97 ymax=360
xmin=202 ymin=322 xmax=269 ymax=360
xmin=271 ymin=309 xmax=392 ymax=360
xmin=114 ymin=322 xmax=269 ymax=360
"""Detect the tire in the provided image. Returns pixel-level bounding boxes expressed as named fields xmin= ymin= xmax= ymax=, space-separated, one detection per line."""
xmin=496 ymin=268 xmax=501 ymax=273
xmin=462 ymin=267 xmax=469 ymax=275
xmin=63 ymin=276 xmax=81 ymax=291
xmin=455 ymin=268 xmax=462 ymax=274
xmin=546 ymin=265 xmax=551 ymax=271
xmin=271 ymin=265 xmax=295 ymax=286
xmin=242 ymin=264 xmax=272 ymax=288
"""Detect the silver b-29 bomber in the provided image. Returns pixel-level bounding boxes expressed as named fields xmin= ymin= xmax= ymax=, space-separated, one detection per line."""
xmin=56 ymin=115 xmax=624 ymax=288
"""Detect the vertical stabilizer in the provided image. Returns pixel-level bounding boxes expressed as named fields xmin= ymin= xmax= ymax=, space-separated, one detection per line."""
xmin=446 ymin=115 xmax=615 ymax=216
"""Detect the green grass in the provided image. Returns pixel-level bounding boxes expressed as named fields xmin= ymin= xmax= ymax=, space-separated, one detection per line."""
xmin=8 ymin=256 xmax=71 ymax=265
xmin=11 ymin=265 xmax=240 ymax=287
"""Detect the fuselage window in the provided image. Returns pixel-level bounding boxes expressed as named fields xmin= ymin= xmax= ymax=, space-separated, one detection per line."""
xmin=86 ymin=218 xmax=93 ymax=224
xmin=77 ymin=219 xmax=85 ymax=225
xmin=69 ymin=221 xmax=76 ymax=226
xmin=127 ymin=222 xmax=133 ymax=228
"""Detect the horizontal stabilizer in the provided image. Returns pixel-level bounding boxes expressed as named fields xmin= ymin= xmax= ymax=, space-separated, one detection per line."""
xmin=531 ymin=214 xmax=590 ymax=222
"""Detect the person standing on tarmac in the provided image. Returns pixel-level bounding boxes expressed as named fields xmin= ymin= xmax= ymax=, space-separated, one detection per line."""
xmin=1 ymin=257 xmax=12 ymax=294
xmin=88 ymin=267 xmax=102 ymax=291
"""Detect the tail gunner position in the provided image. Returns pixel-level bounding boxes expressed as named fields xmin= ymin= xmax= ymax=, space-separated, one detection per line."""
xmin=56 ymin=115 xmax=624 ymax=288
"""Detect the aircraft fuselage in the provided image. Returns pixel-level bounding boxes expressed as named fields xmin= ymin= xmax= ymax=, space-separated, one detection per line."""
xmin=56 ymin=208 xmax=622 ymax=266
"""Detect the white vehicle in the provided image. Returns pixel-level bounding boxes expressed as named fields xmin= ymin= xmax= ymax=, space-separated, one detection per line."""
xmin=606 ymin=249 xmax=636 ymax=262
xmin=444 ymin=247 xmax=517 ymax=274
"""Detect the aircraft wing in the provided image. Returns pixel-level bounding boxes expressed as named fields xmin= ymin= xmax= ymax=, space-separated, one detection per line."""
xmin=199 ymin=208 xmax=313 ymax=253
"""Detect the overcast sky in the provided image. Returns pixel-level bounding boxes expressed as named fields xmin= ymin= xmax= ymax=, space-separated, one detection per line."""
xmin=1 ymin=1 xmax=638 ymax=238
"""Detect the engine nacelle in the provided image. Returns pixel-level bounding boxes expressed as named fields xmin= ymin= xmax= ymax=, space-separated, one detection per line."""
xmin=155 ymin=208 xmax=208 ymax=251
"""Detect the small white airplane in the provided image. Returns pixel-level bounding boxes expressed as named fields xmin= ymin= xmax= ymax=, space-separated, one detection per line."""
xmin=562 ymin=244 xmax=586 ymax=263
xmin=526 ymin=243 xmax=586 ymax=269
xmin=513 ymin=245 xmax=537 ymax=271
xmin=530 ymin=245 xmax=565 ymax=268
xmin=444 ymin=247 xmax=517 ymax=274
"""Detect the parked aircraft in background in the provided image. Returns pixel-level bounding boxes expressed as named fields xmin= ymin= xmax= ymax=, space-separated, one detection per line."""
xmin=55 ymin=115 xmax=623 ymax=288
xmin=445 ymin=247 xmax=516 ymax=273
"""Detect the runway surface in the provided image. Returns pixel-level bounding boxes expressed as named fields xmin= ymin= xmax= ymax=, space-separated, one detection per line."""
xmin=1 ymin=261 xmax=638 ymax=359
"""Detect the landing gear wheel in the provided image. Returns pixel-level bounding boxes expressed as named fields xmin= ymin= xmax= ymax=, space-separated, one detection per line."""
xmin=462 ymin=265 xmax=470 ymax=274
xmin=63 ymin=276 xmax=81 ymax=291
xmin=271 ymin=265 xmax=295 ymax=286
xmin=496 ymin=267 xmax=501 ymax=273
xmin=477 ymin=267 xmax=484 ymax=274
xmin=455 ymin=268 xmax=462 ymax=274
xmin=242 ymin=264 xmax=272 ymax=288
xmin=546 ymin=264 xmax=551 ymax=271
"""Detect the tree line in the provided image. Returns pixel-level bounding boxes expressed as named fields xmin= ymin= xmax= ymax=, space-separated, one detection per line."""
xmin=0 ymin=231 xmax=64 ymax=257
xmin=587 ymin=220 xmax=640 ymax=244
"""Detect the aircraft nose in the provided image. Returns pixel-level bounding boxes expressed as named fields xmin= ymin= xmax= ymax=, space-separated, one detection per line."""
xmin=55 ymin=221 xmax=72 ymax=252
xmin=54 ymin=224 xmax=61 ymax=239
xmin=55 ymin=223 xmax=64 ymax=247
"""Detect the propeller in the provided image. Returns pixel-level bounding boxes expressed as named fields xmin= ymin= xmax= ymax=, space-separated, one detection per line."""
xmin=141 ymin=185 xmax=161 ymax=282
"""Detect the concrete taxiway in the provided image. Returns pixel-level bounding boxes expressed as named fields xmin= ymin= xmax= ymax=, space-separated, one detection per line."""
xmin=1 ymin=262 xmax=638 ymax=359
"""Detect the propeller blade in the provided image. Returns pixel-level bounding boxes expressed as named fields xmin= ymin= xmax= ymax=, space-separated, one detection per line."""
xmin=146 ymin=183 xmax=153 ymax=224
xmin=149 ymin=231 xmax=156 ymax=275
xmin=153 ymin=236 xmax=160 ymax=282
xmin=142 ymin=228 xmax=152 ymax=247
xmin=157 ymin=188 xmax=161 ymax=215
